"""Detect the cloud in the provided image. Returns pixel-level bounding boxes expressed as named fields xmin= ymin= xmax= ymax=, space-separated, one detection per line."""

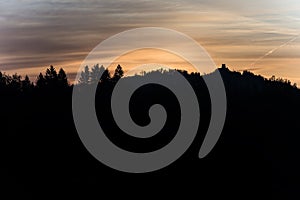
xmin=251 ymin=34 xmax=300 ymax=66
xmin=0 ymin=0 xmax=300 ymax=84
xmin=0 ymin=0 xmax=182 ymax=69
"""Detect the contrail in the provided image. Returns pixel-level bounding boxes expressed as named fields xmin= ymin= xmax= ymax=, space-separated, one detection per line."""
xmin=251 ymin=34 xmax=299 ymax=66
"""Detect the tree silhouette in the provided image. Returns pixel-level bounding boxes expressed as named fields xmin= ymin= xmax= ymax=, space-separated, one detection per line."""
xmin=58 ymin=68 xmax=69 ymax=88
xmin=36 ymin=73 xmax=46 ymax=88
xmin=45 ymin=65 xmax=58 ymax=88
xmin=112 ymin=64 xmax=124 ymax=82
xmin=90 ymin=64 xmax=104 ymax=84
xmin=79 ymin=65 xmax=111 ymax=85
xmin=101 ymin=68 xmax=111 ymax=83
xmin=45 ymin=65 xmax=58 ymax=80
xmin=79 ymin=65 xmax=90 ymax=85
xmin=4 ymin=74 xmax=12 ymax=86
xmin=0 ymin=71 xmax=5 ymax=88
xmin=10 ymin=73 xmax=22 ymax=91
xmin=21 ymin=75 xmax=32 ymax=91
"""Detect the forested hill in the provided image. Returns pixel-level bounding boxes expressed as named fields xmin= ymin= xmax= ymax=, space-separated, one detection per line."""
xmin=1 ymin=64 xmax=300 ymax=199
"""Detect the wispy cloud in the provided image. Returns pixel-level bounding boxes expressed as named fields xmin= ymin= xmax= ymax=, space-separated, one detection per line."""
xmin=0 ymin=0 xmax=300 ymax=84
xmin=251 ymin=34 xmax=299 ymax=66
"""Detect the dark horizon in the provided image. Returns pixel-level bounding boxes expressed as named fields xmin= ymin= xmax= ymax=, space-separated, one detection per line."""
xmin=0 ymin=63 xmax=298 ymax=89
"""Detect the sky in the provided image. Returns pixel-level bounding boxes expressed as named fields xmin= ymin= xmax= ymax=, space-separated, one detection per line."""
xmin=0 ymin=0 xmax=300 ymax=84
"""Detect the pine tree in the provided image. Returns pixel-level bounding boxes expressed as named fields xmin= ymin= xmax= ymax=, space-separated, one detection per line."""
xmin=22 ymin=75 xmax=32 ymax=90
xmin=45 ymin=65 xmax=58 ymax=88
xmin=11 ymin=73 xmax=22 ymax=90
xmin=79 ymin=65 xmax=90 ymax=84
xmin=36 ymin=73 xmax=46 ymax=88
xmin=101 ymin=68 xmax=111 ymax=83
xmin=112 ymin=64 xmax=124 ymax=82
xmin=90 ymin=64 xmax=104 ymax=84
xmin=45 ymin=66 xmax=58 ymax=81
xmin=0 ymin=71 xmax=5 ymax=87
xmin=58 ymin=68 xmax=68 ymax=88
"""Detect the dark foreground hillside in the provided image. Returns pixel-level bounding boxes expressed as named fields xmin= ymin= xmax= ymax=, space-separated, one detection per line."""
xmin=1 ymin=65 xmax=300 ymax=199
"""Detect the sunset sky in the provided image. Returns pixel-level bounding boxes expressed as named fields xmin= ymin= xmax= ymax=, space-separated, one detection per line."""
xmin=0 ymin=0 xmax=300 ymax=84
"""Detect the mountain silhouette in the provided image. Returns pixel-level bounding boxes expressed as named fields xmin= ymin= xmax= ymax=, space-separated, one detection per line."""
xmin=1 ymin=64 xmax=299 ymax=199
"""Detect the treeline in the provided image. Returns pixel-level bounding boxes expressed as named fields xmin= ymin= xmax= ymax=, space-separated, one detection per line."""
xmin=78 ymin=64 xmax=124 ymax=84
xmin=0 ymin=65 xmax=68 ymax=93
xmin=0 ymin=64 xmax=298 ymax=93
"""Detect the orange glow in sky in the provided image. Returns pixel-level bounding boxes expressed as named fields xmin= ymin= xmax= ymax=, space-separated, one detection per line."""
xmin=107 ymin=48 xmax=196 ymax=76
